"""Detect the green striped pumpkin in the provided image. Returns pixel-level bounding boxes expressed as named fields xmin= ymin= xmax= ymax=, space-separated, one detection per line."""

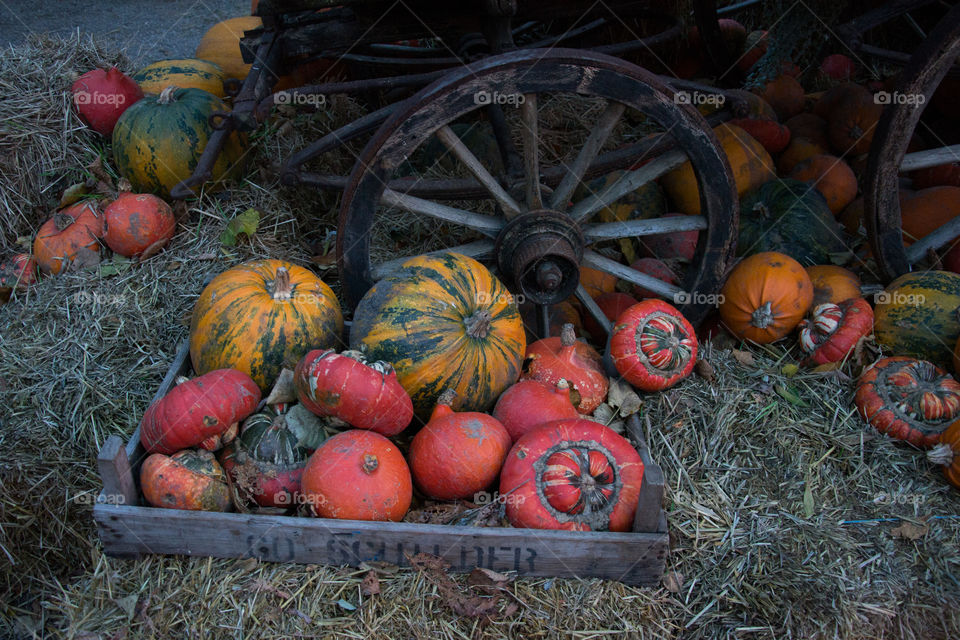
xmin=349 ymin=252 xmax=526 ymax=415
xmin=132 ymin=59 xmax=226 ymax=98
xmin=874 ymin=270 xmax=960 ymax=369
xmin=112 ymin=86 xmax=246 ymax=198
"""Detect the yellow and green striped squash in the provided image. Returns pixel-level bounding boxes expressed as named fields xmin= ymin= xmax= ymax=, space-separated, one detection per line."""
xmin=190 ymin=259 xmax=344 ymax=393
xmin=874 ymin=270 xmax=960 ymax=369
xmin=112 ymin=86 xmax=246 ymax=198
xmin=132 ymin=59 xmax=227 ymax=98
xmin=350 ymin=252 xmax=526 ymax=415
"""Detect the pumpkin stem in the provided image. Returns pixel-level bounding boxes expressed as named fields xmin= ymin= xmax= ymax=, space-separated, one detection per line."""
xmin=271 ymin=267 xmax=293 ymax=300
xmin=157 ymin=85 xmax=178 ymax=105
xmin=464 ymin=309 xmax=492 ymax=339
xmin=53 ymin=211 xmax=74 ymax=232
xmin=928 ymin=443 xmax=955 ymax=467
xmin=751 ymin=301 xmax=775 ymax=329
xmin=361 ymin=453 xmax=379 ymax=475
xmin=560 ymin=323 xmax=577 ymax=347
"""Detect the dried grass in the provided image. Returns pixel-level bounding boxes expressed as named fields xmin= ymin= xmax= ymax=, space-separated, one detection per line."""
xmin=1 ymin=32 xmax=960 ymax=640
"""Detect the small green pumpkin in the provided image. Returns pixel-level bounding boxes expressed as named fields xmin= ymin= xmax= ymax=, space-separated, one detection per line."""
xmin=112 ymin=86 xmax=246 ymax=198
xmin=874 ymin=271 xmax=960 ymax=369
xmin=738 ymin=179 xmax=847 ymax=264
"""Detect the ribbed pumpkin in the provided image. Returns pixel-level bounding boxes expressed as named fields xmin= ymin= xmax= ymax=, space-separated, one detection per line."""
xmin=798 ymin=298 xmax=873 ymax=366
xmin=738 ymin=179 xmax=847 ymax=264
xmin=195 ymin=17 xmax=263 ymax=80
xmin=112 ymin=86 xmax=246 ymax=198
xmin=190 ymin=260 xmax=343 ymax=392
xmin=873 ymin=271 xmax=960 ymax=369
xmin=719 ymin=251 xmax=813 ymax=344
xmin=806 ymin=265 xmax=861 ymax=306
xmin=788 ymin=154 xmax=858 ymax=215
xmin=133 ymin=59 xmax=227 ymax=98
xmin=662 ymin=123 xmax=775 ymax=216
xmin=350 ymin=252 xmax=525 ymax=415
xmin=611 ymin=299 xmax=697 ymax=391
xmin=140 ymin=449 xmax=232 ymax=511
xmin=33 ymin=202 xmax=101 ymax=275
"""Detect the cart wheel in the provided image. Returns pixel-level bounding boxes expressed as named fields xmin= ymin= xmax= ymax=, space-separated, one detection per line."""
xmin=337 ymin=48 xmax=737 ymax=338
xmin=864 ymin=3 xmax=960 ymax=281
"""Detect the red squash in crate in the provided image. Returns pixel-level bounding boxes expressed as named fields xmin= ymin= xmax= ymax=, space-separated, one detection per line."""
xmin=854 ymin=356 xmax=960 ymax=448
xmin=611 ymin=300 xmax=697 ymax=392
xmin=493 ymin=379 xmax=579 ymax=442
xmin=71 ymin=67 xmax=144 ymax=137
xmin=583 ymin=292 xmax=638 ymax=341
xmin=294 ymin=349 xmax=413 ymax=436
xmin=33 ymin=202 xmax=102 ymax=275
xmin=798 ymin=298 xmax=873 ymax=366
xmin=102 ymin=192 xmax=176 ymax=258
xmin=0 ymin=254 xmax=37 ymax=295
xmin=500 ymin=419 xmax=644 ymax=532
xmin=409 ymin=389 xmax=512 ymax=500
xmin=301 ymin=429 xmax=412 ymax=521
xmin=522 ymin=323 xmax=608 ymax=414
xmin=629 ymin=257 xmax=677 ymax=300
xmin=140 ymin=449 xmax=232 ymax=511
xmin=140 ymin=369 xmax=261 ymax=454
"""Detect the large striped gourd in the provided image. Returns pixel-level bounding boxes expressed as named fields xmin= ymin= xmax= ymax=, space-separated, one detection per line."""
xmin=874 ymin=271 xmax=960 ymax=369
xmin=349 ymin=252 xmax=526 ymax=415
xmin=112 ymin=86 xmax=246 ymax=198
xmin=133 ymin=59 xmax=227 ymax=98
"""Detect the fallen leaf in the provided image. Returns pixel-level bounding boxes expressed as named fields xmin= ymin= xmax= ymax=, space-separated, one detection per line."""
xmin=117 ymin=177 xmax=132 ymax=192
xmin=99 ymin=257 xmax=132 ymax=277
xmin=467 ymin=567 xmax=513 ymax=589
xmin=607 ymin=379 xmax=642 ymax=416
xmin=781 ymin=363 xmax=799 ymax=378
xmin=694 ymin=359 xmax=716 ymax=383
xmin=891 ymin=521 xmax=928 ymax=540
xmin=336 ymin=598 xmax=356 ymax=611
xmin=86 ymin=155 xmax=115 ymax=189
xmin=285 ymin=403 xmax=333 ymax=450
xmin=776 ymin=384 xmax=808 ymax=407
xmin=59 ymin=182 xmax=91 ymax=208
xmin=732 ymin=349 xmax=755 ymax=367
xmin=221 ymin=208 xmax=260 ymax=246
xmin=803 ymin=483 xmax=814 ymax=519
xmin=138 ymin=238 xmax=169 ymax=262
xmin=265 ymin=368 xmax=297 ymax=405
xmin=812 ymin=362 xmax=842 ymax=373
xmin=113 ymin=594 xmax=139 ymax=622
xmin=71 ymin=247 xmax=101 ymax=270
xmin=662 ymin=571 xmax=684 ymax=593
xmin=360 ymin=571 xmax=380 ymax=596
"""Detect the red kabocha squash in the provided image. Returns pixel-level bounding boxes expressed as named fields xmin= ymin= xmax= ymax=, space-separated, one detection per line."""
xmin=583 ymin=292 xmax=639 ymax=342
xmin=638 ymin=213 xmax=698 ymax=263
xmin=301 ymin=430 xmax=412 ymax=521
xmin=806 ymin=265 xmax=861 ymax=306
xmin=0 ymin=254 xmax=37 ymax=296
xmin=728 ymin=118 xmax=791 ymax=155
xmin=102 ymin=192 xmax=176 ymax=258
xmin=33 ymin=202 xmax=102 ymax=275
xmin=854 ymin=356 xmax=960 ymax=448
xmin=190 ymin=260 xmax=343 ymax=392
xmin=629 ymin=258 xmax=677 ymax=300
xmin=219 ymin=404 xmax=322 ymax=508
xmin=798 ymin=298 xmax=874 ymax=366
xmin=140 ymin=449 xmax=232 ymax=511
xmin=499 ymin=419 xmax=644 ymax=532
xmin=71 ymin=67 xmax=143 ymax=137
xmin=719 ymin=252 xmax=814 ymax=344
xmin=522 ymin=323 xmax=608 ymax=414
xmin=928 ymin=419 xmax=960 ymax=489
xmin=611 ymin=299 xmax=697 ymax=392
xmin=493 ymin=379 xmax=579 ymax=442
xmin=293 ymin=349 xmax=413 ymax=436
xmin=409 ymin=389 xmax=512 ymax=500
xmin=821 ymin=54 xmax=855 ymax=81
xmin=140 ymin=368 xmax=261 ymax=454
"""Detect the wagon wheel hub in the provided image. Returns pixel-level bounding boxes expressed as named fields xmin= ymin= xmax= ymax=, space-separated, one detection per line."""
xmin=494 ymin=209 xmax=584 ymax=305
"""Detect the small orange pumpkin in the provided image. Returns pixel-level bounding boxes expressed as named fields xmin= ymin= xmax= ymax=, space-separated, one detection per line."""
xmin=778 ymin=138 xmax=829 ymax=175
xmin=784 ymin=113 xmax=829 ymax=148
xmin=719 ymin=252 xmax=814 ymax=344
xmin=900 ymin=186 xmax=960 ymax=245
xmin=825 ymin=85 xmax=882 ymax=157
xmin=754 ymin=74 xmax=805 ymax=120
xmin=788 ymin=154 xmax=858 ymax=215
xmin=578 ymin=266 xmax=617 ymax=299
xmin=33 ymin=202 xmax=101 ymax=275
xmin=140 ymin=449 xmax=232 ymax=511
xmin=805 ymin=265 xmax=862 ymax=306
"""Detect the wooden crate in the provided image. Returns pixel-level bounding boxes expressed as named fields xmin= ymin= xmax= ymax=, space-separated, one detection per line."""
xmin=95 ymin=342 xmax=669 ymax=585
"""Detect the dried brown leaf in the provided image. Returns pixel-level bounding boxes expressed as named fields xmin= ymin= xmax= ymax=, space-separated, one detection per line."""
xmin=694 ymin=359 xmax=716 ymax=383
xmin=891 ymin=521 xmax=928 ymax=540
xmin=662 ymin=571 xmax=684 ymax=593
xmin=360 ymin=570 xmax=380 ymax=596
xmin=732 ymin=349 xmax=755 ymax=367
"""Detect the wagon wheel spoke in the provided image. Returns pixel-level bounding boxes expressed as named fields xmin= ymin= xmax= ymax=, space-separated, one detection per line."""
xmin=549 ymin=100 xmax=626 ymax=211
xmin=371 ymin=240 xmax=494 ymax=280
xmin=380 ymin=188 xmax=504 ymax=235
xmin=906 ymin=216 xmax=960 ymax=264
xmin=574 ymin=284 xmax=612 ymax=335
xmin=582 ymin=249 xmax=683 ymax=300
xmin=900 ymin=144 xmax=960 ymax=171
xmin=570 ymin=148 xmax=688 ymax=223
xmin=583 ymin=215 xmax=707 ymax=242
xmin=436 ymin=125 xmax=522 ymax=218
xmin=520 ymin=93 xmax=543 ymax=211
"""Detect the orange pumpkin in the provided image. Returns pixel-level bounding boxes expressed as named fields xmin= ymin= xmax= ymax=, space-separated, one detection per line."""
xmin=788 ymin=154 xmax=858 ymax=215
xmin=839 ymin=196 xmax=864 ymax=235
xmin=662 ymin=123 xmax=775 ymax=216
xmin=578 ymin=266 xmax=617 ymax=299
xmin=195 ymin=17 xmax=263 ymax=80
xmin=778 ymin=138 xmax=829 ymax=175
xmin=301 ymin=430 xmax=412 ymax=521
xmin=806 ymin=265 xmax=861 ymax=306
xmin=755 ymin=74 xmax=805 ymax=120
xmin=900 ymin=186 xmax=960 ymax=245
xmin=140 ymin=449 xmax=232 ymax=511
xmin=33 ymin=201 xmax=101 ymax=275
xmin=102 ymin=192 xmax=176 ymax=258
xmin=784 ymin=113 xmax=829 ymax=148
xmin=913 ymin=162 xmax=960 ymax=189
xmin=813 ymin=83 xmax=864 ymax=119
xmin=825 ymin=85 xmax=882 ymax=156
xmin=725 ymin=89 xmax=777 ymax=121
xmin=719 ymin=252 xmax=813 ymax=343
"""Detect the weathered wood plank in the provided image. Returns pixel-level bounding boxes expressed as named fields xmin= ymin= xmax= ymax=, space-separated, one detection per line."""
xmin=626 ymin=415 xmax=666 ymax=534
xmin=94 ymin=505 xmax=668 ymax=585
xmin=97 ymin=436 xmax=138 ymax=507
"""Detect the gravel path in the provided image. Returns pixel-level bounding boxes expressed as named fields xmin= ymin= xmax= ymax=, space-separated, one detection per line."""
xmin=0 ymin=0 xmax=248 ymax=63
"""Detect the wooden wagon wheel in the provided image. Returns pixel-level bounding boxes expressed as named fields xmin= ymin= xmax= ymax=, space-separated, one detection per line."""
xmin=337 ymin=48 xmax=738 ymax=338
xmin=864 ymin=2 xmax=960 ymax=281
